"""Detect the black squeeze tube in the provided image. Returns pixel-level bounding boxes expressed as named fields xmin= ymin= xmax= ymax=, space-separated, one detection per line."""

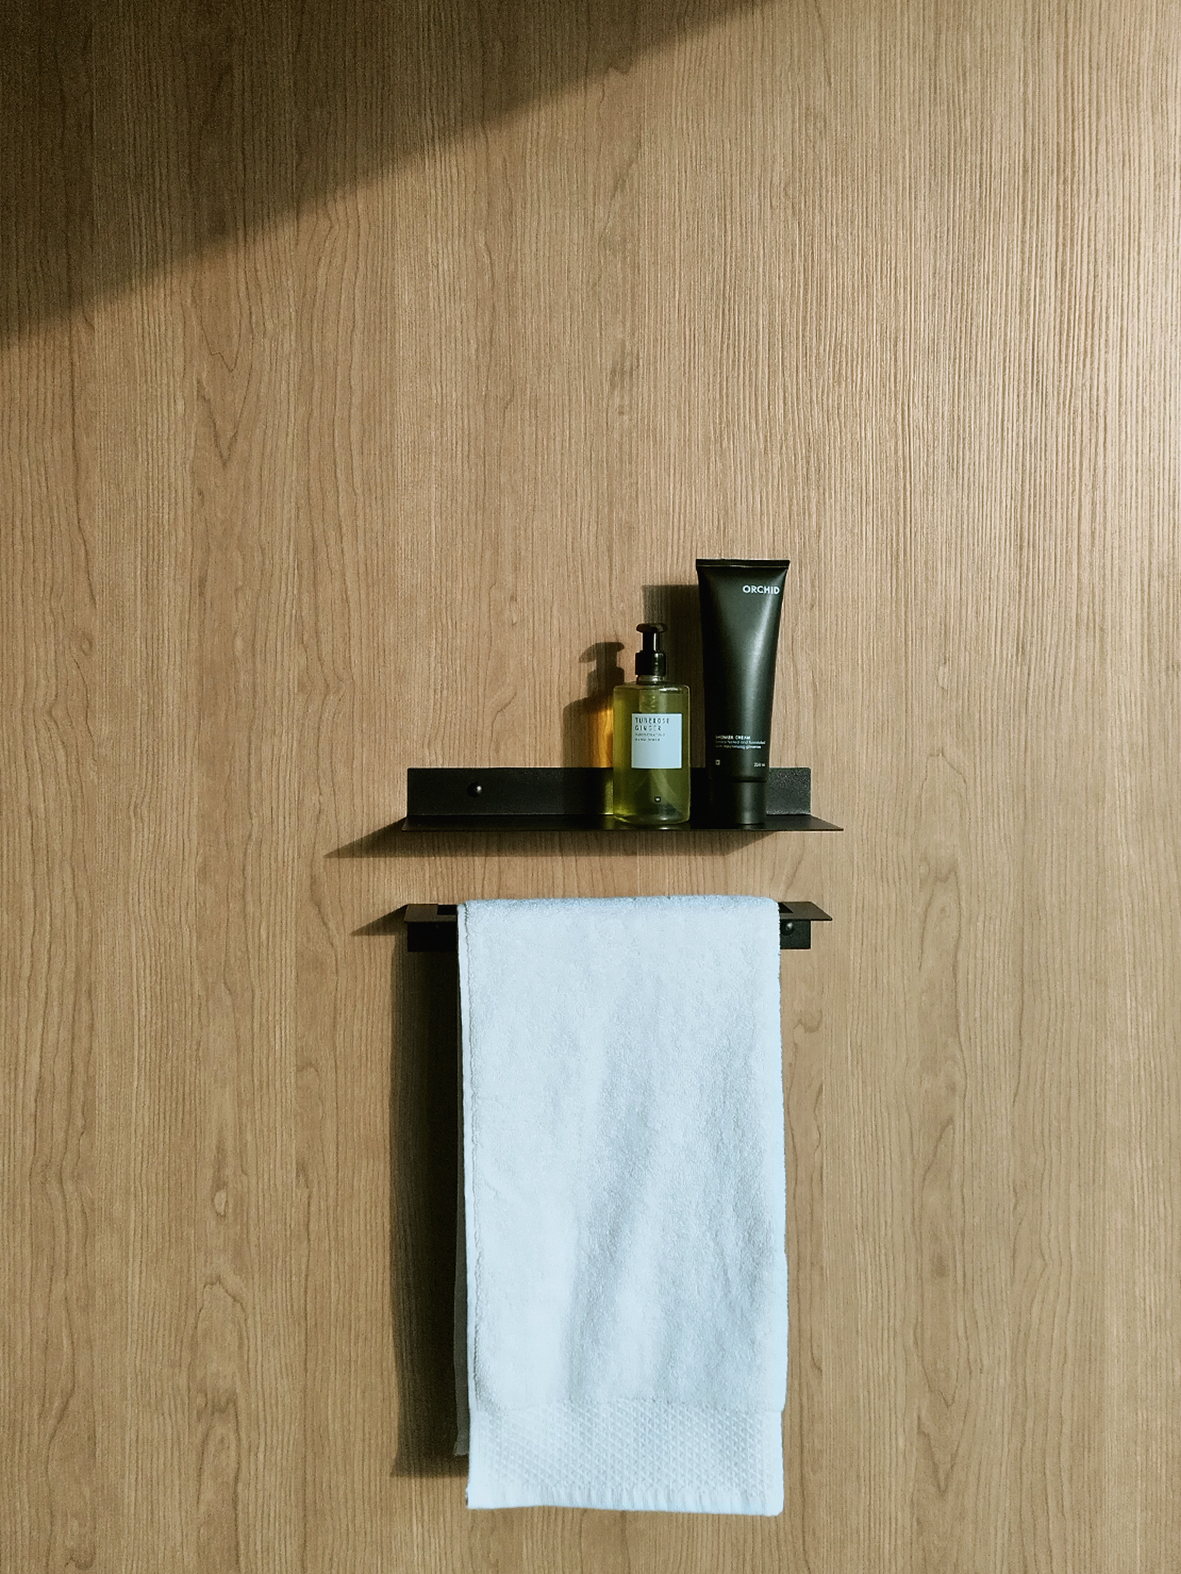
xmin=696 ymin=559 xmax=790 ymax=826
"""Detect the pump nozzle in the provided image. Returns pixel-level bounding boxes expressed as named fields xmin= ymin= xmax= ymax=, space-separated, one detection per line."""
xmin=634 ymin=622 xmax=667 ymax=680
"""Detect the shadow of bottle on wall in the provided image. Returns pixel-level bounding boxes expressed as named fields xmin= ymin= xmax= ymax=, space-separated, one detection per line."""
xmin=642 ymin=584 xmax=705 ymax=767
xmin=561 ymin=640 xmax=624 ymax=767
xmin=388 ymin=946 xmax=466 ymax=1476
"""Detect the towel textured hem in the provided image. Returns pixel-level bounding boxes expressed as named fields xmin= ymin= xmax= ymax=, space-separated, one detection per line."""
xmin=467 ymin=1402 xmax=784 ymax=1514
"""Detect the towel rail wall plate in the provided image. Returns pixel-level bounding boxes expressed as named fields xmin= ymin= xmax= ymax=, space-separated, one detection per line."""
xmin=401 ymin=767 xmax=840 ymax=832
xmin=401 ymin=901 xmax=832 ymax=952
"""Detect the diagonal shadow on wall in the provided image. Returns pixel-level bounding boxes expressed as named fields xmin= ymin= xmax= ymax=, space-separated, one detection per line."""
xmin=2 ymin=0 xmax=763 ymax=345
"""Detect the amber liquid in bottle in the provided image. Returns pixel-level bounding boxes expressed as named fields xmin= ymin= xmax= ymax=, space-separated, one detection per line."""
xmin=612 ymin=623 xmax=690 ymax=826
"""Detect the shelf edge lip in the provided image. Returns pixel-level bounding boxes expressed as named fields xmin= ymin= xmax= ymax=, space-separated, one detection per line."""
xmin=399 ymin=814 xmax=842 ymax=833
xmin=406 ymin=765 xmax=824 ymax=821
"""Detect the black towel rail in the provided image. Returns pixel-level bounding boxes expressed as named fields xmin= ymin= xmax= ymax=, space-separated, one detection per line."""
xmin=401 ymin=901 xmax=831 ymax=953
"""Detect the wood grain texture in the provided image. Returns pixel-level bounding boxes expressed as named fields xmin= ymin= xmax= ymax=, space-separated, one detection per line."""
xmin=3 ymin=0 xmax=1179 ymax=1569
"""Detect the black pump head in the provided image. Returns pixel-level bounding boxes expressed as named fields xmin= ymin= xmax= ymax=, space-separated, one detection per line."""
xmin=634 ymin=622 xmax=667 ymax=679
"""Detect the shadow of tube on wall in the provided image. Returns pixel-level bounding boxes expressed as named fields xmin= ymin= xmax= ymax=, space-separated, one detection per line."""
xmin=389 ymin=946 xmax=465 ymax=1476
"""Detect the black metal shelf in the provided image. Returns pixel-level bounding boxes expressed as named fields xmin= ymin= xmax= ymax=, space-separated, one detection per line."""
xmin=402 ymin=900 xmax=832 ymax=952
xmin=401 ymin=767 xmax=840 ymax=833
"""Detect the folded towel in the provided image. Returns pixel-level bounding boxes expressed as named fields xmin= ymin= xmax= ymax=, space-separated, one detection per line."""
xmin=454 ymin=895 xmax=787 ymax=1514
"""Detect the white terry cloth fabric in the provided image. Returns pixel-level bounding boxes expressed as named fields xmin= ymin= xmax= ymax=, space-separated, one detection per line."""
xmin=454 ymin=895 xmax=787 ymax=1514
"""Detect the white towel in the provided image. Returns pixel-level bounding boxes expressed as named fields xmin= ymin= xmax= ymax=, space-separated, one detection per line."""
xmin=454 ymin=895 xmax=787 ymax=1514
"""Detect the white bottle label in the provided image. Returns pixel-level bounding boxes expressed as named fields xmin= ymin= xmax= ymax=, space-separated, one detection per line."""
xmin=631 ymin=711 xmax=682 ymax=769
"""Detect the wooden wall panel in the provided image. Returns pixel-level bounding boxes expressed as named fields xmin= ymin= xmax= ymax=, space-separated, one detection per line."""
xmin=3 ymin=0 xmax=1179 ymax=1569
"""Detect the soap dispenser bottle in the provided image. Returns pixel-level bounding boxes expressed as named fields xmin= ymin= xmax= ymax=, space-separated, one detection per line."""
xmin=612 ymin=623 xmax=691 ymax=826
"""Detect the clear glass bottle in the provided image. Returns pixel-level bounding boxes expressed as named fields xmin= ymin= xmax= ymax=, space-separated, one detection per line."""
xmin=612 ymin=623 xmax=691 ymax=826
